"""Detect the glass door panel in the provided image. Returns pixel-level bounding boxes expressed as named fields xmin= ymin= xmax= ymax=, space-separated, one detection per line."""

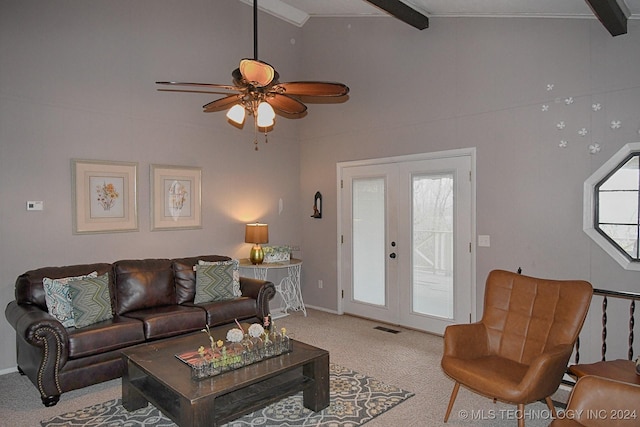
xmin=352 ymin=177 xmax=386 ymax=305
xmin=412 ymin=173 xmax=454 ymax=319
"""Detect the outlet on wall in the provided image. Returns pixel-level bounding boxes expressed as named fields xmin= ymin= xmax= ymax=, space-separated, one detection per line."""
xmin=478 ymin=235 xmax=491 ymax=247
xmin=318 ymin=279 xmax=323 ymax=289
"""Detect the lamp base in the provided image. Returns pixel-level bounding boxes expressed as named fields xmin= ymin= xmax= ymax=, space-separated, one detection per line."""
xmin=249 ymin=245 xmax=264 ymax=264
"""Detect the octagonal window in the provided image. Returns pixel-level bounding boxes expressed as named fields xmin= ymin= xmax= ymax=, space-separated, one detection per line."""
xmin=585 ymin=143 xmax=640 ymax=270
xmin=596 ymin=154 xmax=640 ymax=259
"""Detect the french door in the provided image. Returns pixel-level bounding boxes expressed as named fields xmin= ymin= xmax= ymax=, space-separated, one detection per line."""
xmin=338 ymin=150 xmax=474 ymax=335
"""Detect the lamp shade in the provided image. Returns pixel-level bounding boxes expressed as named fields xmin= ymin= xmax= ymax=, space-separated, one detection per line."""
xmin=245 ymin=223 xmax=269 ymax=244
xmin=256 ymin=102 xmax=275 ymax=128
xmin=226 ymin=104 xmax=246 ymax=125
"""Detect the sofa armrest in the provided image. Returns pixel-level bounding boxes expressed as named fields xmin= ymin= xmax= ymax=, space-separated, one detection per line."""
xmin=6 ymin=301 xmax=70 ymax=405
xmin=443 ymin=322 xmax=488 ymax=359
xmin=240 ymin=277 xmax=276 ymax=320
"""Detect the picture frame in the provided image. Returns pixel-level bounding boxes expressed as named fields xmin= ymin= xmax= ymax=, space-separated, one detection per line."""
xmin=151 ymin=164 xmax=202 ymax=231
xmin=72 ymin=159 xmax=138 ymax=234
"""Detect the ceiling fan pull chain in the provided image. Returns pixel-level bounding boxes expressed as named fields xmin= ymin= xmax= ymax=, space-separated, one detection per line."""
xmin=253 ymin=114 xmax=259 ymax=150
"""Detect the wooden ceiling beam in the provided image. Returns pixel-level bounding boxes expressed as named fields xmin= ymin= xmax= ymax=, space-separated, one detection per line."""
xmin=585 ymin=0 xmax=628 ymax=36
xmin=364 ymin=0 xmax=429 ymax=30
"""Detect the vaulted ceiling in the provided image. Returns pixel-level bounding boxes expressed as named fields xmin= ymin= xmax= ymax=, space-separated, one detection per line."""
xmin=239 ymin=0 xmax=640 ymax=36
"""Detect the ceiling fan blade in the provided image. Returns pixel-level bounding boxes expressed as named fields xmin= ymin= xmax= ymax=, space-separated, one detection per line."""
xmin=239 ymin=59 xmax=276 ymax=87
xmin=276 ymin=82 xmax=349 ymax=97
xmin=267 ymin=94 xmax=307 ymax=115
xmin=156 ymin=81 xmax=240 ymax=92
xmin=202 ymin=94 xmax=243 ymax=113
xmin=158 ymin=88 xmax=240 ymax=96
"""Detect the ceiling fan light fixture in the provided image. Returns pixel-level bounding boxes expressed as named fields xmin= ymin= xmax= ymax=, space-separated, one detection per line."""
xmin=155 ymin=0 xmax=348 ymax=149
xmin=256 ymin=101 xmax=275 ymax=127
xmin=226 ymin=104 xmax=246 ymax=125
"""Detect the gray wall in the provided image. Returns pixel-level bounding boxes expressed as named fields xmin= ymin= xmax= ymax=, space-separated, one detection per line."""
xmin=2 ymin=0 xmax=640 ymax=373
xmin=297 ymin=17 xmax=640 ymax=361
xmin=0 ymin=0 xmax=305 ymax=371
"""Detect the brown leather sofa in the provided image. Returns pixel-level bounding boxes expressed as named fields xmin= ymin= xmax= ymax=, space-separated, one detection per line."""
xmin=549 ymin=375 xmax=640 ymax=427
xmin=5 ymin=255 xmax=275 ymax=407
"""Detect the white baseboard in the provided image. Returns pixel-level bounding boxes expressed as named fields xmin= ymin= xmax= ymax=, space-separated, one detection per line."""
xmin=0 ymin=366 xmax=18 ymax=376
xmin=302 ymin=304 xmax=340 ymax=315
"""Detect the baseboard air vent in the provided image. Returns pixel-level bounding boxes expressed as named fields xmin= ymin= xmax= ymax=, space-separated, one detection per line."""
xmin=374 ymin=326 xmax=401 ymax=334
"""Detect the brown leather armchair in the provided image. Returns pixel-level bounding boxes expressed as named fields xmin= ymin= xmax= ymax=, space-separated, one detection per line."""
xmin=549 ymin=375 xmax=640 ymax=427
xmin=441 ymin=270 xmax=593 ymax=427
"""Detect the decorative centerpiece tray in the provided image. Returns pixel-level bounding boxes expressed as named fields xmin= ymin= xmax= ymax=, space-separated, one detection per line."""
xmin=176 ymin=322 xmax=291 ymax=380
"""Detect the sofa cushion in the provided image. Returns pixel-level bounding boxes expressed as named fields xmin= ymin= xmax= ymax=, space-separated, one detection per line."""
xmin=188 ymin=297 xmax=258 ymax=327
xmin=122 ymin=305 xmax=206 ymax=340
xmin=114 ymin=259 xmax=175 ymax=315
xmin=67 ymin=315 xmax=145 ymax=359
xmin=173 ymin=255 xmax=231 ymax=304
xmin=68 ymin=273 xmax=113 ymax=328
xmin=194 ymin=261 xmax=239 ymax=303
xmin=43 ymin=271 xmax=98 ymax=327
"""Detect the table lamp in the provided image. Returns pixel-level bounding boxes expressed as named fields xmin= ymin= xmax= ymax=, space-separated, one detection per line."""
xmin=245 ymin=223 xmax=269 ymax=264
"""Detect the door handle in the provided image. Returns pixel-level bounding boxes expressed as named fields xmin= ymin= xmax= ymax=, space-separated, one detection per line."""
xmin=389 ymin=252 xmax=396 ymax=259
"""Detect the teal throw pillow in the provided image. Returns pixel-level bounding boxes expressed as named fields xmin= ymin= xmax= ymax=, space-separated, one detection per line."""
xmin=194 ymin=261 xmax=239 ymax=303
xmin=68 ymin=273 xmax=113 ymax=328
xmin=43 ymin=271 xmax=98 ymax=327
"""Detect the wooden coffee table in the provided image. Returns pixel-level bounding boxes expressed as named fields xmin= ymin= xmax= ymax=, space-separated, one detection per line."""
xmin=121 ymin=332 xmax=329 ymax=427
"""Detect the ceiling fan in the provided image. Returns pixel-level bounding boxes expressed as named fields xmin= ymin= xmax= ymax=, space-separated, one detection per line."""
xmin=156 ymin=0 xmax=350 ymax=150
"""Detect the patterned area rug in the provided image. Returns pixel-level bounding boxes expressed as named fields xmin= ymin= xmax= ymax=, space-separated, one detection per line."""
xmin=40 ymin=364 xmax=413 ymax=426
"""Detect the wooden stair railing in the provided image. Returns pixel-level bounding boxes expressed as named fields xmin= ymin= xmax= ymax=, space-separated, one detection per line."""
xmin=563 ymin=288 xmax=639 ymax=390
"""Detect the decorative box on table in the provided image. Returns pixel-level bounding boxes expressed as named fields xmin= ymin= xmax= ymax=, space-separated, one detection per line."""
xmin=263 ymin=245 xmax=291 ymax=263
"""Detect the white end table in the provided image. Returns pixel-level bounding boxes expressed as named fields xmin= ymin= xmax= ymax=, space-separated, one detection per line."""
xmin=239 ymin=258 xmax=307 ymax=317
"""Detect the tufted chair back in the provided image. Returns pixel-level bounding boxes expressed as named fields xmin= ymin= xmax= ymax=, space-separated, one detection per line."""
xmin=483 ymin=269 xmax=592 ymax=365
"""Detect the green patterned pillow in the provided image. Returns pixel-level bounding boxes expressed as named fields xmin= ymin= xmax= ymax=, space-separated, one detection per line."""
xmin=43 ymin=271 xmax=98 ymax=327
xmin=194 ymin=261 xmax=238 ymax=303
xmin=198 ymin=259 xmax=241 ymax=297
xmin=68 ymin=273 xmax=113 ymax=328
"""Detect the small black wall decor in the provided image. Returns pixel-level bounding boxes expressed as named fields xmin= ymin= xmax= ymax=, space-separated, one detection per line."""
xmin=311 ymin=191 xmax=322 ymax=219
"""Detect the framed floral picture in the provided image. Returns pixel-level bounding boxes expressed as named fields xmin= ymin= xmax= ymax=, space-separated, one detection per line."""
xmin=72 ymin=159 xmax=138 ymax=234
xmin=151 ymin=164 xmax=202 ymax=230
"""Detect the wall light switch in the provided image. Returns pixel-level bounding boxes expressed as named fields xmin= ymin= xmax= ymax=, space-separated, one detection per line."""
xmin=27 ymin=201 xmax=43 ymax=211
xmin=478 ymin=235 xmax=491 ymax=247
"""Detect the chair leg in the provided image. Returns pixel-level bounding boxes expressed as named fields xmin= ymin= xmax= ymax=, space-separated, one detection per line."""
xmin=517 ymin=403 xmax=525 ymax=427
xmin=444 ymin=382 xmax=460 ymax=423
xmin=545 ymin=397 xmax=557 ymax=418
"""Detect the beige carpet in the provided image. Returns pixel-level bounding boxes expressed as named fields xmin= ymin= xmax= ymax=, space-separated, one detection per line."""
xmin=0 ymin=309 xmax=568 ymax=426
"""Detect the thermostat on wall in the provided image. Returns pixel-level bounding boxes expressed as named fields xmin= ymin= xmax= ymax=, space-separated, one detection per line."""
xmin=26 ymin=201 xmax=43 ymax=211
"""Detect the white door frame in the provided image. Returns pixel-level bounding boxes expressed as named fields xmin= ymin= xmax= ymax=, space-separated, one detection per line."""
xmin=336 ymin=147 xmax=477 ymax=326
